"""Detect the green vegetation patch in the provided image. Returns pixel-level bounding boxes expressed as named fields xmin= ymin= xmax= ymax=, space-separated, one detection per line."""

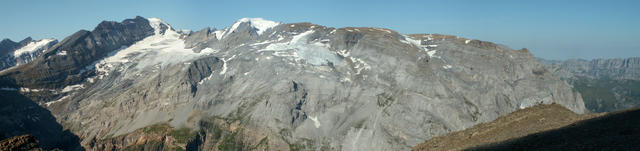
xmin=121 ymin=140 xmax=165 ymax=151
xmin=169 ymin=127 xmax=196 ymax=144
xmin=218 ymin=130 xmax=244 ymax=151
xmin=142 ymin=123 xmax=171 ymax=134
xmin=250 ymin=137 xmax=269 ymax=151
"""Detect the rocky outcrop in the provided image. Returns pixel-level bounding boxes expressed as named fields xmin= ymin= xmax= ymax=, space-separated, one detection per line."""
xmin=0 ymin=135 xmax=42 ymax=151
xmin=1 ymin=17 xmax=585 ymax=150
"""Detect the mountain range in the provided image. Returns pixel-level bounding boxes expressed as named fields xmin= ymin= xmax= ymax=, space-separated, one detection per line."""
xmin=0 ymin=16 xmax=586 ymax=150
xmin=542 ymin=57 xmax=640 ymax=112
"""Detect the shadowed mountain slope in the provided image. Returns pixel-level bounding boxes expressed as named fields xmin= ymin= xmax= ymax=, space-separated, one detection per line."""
xmin=414 ymin=104 xmax=639 ymax=151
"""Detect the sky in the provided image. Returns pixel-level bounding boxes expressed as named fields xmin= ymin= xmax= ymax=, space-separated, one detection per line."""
xmin=1 ymin=0 xmax=638 ymax=60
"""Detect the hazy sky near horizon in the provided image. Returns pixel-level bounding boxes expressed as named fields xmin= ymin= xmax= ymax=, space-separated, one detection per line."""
xmin=1 ymin=0 xmax=638 ymax=60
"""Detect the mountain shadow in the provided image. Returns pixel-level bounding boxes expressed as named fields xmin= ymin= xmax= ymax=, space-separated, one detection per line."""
xmin=0 ymin=90 xmax=84 ymax=151
xmin=467 ymin=108 xmax=640 ymax=151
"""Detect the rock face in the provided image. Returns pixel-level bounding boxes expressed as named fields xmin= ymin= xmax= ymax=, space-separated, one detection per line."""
xmin=0 ymin=38 xmax=58 ymax=71
xmin=0 ymin=17 xmax=585 ymax=150
xmin=543 ymin=58 xmax=640 ymax=112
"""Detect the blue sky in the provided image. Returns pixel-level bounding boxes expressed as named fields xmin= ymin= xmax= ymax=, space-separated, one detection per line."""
xmin=1 ymin=0 xmax=638 ymax=60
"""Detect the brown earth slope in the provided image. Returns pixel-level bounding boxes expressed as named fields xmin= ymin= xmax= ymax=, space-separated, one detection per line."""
xmin=414 ymin=103 xmax=640 ymax=151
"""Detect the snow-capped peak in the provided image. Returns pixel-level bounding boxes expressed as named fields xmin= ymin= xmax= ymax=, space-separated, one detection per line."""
xmin=223 ymin=18 xmax=281 ymax=38
xmin=92 ymin=17 xmax=217 ymax=80
xmin=147 ymin=17 xmax=173 ymax=35
xmin=13 ymin=38 xmax=56 ymax=57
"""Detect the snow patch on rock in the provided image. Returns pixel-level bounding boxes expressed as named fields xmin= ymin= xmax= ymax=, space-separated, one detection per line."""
xmin=57 ymin=50 xmax=67 ymax=56
xmin=350 ymin=57 xmax=371 ymax=75
xmin=61 ymin=84 xmax=84 ymax=93
xmin=427 ymin=50 xmax=440 ymax=58
xmin=147 ymin=18 xmax=171 ymax=35
xmin=213 ymin=30 xmax=224 ymax=40
xmin=13 ymin=39 xmax=55 ymax=57
xmin=93 ymin=18 xmax=217 ymax=80
xmin=19 ymin=87 xmax=47 ymax=93
xmin=219 ymin=55 xmax=236 ymax=75
xmin=225 ymin=18 xmax=281 ymax=37
xmin=402 ymin=36 xmax=422 ymax=47
xmin=260 ymin=30 xmax=341 ymax=66
xmin=46 ymin=95 xmax=69 ymax=106
xmin=309 ymin=116 xmax=321 ymax=128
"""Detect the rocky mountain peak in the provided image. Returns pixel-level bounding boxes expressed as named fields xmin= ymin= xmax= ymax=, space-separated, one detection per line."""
xmin=147 ymin=17 xmax=173 ymax=35
xmin=13 ymin=39 xmax=56 ymax=55
xmin=0 ymin=39 xmax=19 ymax=56
xmin=1 ymin=38 xmax=15 ymax=44
xmin=222 ymin=17 xmax=281 ymax=38
xmin=17 ymin=37 xmax=33 ymax=46
xmin=93 ymin=16 xmax=153 ymax=34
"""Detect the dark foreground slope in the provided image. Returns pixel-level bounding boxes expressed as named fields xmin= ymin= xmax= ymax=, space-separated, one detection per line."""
xmin=414 ymin=104 xmax=640 ymax=151
xmin=468 ymin=107 xmax=640 ymax=151
xmin=0 ymin=91 xmax=83 ymax=150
